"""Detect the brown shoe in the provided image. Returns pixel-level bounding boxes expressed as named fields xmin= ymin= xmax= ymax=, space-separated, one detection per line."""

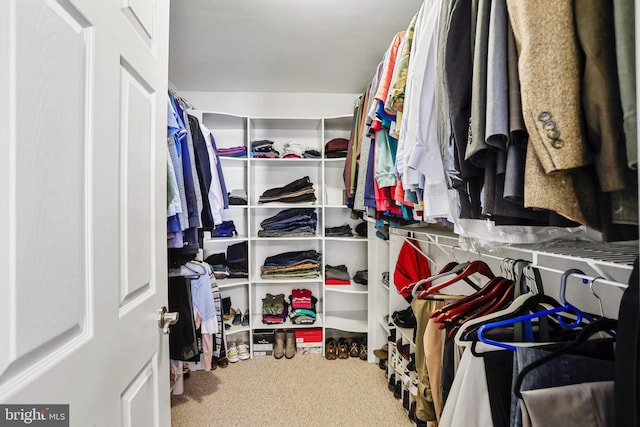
xmin=274 ymin=329 xmax=285 ymax=359
xmin=285 ymin=330 xmax=296 ymax=359
xmin=216 ymin=357 xmax=229 ymax=368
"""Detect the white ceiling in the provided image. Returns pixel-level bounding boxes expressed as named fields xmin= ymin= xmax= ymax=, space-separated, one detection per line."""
xmin=168 ymin=0 xmax=423 ymax=94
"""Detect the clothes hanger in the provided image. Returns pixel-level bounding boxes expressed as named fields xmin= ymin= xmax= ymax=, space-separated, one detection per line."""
xmin=431 ymin=277 xmax=513 ymax=324
xmin=476 ymin=269 xmax=588 ymax=351
xmin=408 ymin=261 xmax=481 ymax=299
xmin=512 ymin=317 xmax=617 ymax=399
xmin=417 ymin=260 xmax=495 ymax=299
xmin=438 ymin=279 xmax=516 ymax=337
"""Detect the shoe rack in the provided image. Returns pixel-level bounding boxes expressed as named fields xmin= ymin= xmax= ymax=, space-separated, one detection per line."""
xmin=189 ymin=110 xmax=372 ymax=359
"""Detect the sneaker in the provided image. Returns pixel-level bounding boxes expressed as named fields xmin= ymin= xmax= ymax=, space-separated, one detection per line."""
xmin=227 ymin=342 xmax=240 ymax=363
xmin=236 ymin=340 xmax=250 ymax=360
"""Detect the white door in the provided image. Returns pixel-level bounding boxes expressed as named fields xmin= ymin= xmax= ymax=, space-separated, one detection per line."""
xmin=0 ymin=0 xmax=171 ymax=425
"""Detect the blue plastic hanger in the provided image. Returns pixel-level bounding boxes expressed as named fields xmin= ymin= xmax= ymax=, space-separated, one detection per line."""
xmin=476 ymin=268 xmax=588 ymax=351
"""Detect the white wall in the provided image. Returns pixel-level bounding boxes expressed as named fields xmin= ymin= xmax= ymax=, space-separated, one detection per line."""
xmin=179 ymin=91 xmax=359 ymax=118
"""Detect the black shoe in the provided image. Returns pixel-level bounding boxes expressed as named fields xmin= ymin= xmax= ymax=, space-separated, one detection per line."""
xmin=407 ymin=353 xmax=416 ymax=372
xmin=393 ymin=380 xmax=401 ymax=399
xmin=388 ymin=374 xmax=396 ymax=392
xmin=392 ymin=306 xmax=417 ymax=329
xmin=379 ymin=358 xmax=387 ymax=370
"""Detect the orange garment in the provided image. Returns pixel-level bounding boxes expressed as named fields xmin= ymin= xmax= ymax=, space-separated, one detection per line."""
xmin=374 ymin=31 xmax=406 ymax=107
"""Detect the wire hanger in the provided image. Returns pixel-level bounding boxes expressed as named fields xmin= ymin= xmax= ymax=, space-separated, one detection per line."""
xmin=476 ymin=268 xmax=588 ymax=351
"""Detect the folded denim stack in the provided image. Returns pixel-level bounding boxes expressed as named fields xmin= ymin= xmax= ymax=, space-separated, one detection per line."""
xmin=303 ymin=148 xmax=321 ymax=158
xmin=258 ymin=176 xmax=316 ymax=204
xmin=288 ymin=289 xmax=318 ymax=325
xmin=325 ymin=264 xmax=351 ymax=285
xmin=325 ymin=224 xmax=353 ymax=237
xmin=258 ymin=208 xmax=318 ymax=237
xmin=260 ymin=249 xmax=321 ymax=279
xmin=228 ymin=189 xmax=248 ymax=205
xmin=211 ymin=220 xmax=237 ymax=238
xmin=262 ymin=293 xmax=289 ymax=324
xmin=251 ymin=140 xmax=279 ymax=158
xmin=217 ymin=146 xmax=247 ymax=158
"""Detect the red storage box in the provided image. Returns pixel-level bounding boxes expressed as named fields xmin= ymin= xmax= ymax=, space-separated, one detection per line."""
xmin=295 ymin=328 xmax=323 ymax=344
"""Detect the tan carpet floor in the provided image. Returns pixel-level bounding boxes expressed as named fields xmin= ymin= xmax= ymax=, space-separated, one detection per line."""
xmin=171 ymin=355 xmax=414 ymax=427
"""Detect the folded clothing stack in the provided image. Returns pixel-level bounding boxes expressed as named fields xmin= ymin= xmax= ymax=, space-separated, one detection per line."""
xmin=259 ymin=208 xmax=317 ymax=237
xmin=288 ymin=289 xmax=318 ymax=325
xmin=325 ymin=224 xmax=353 ymax=237
xmin=228 ymin=189 xmax=248 ymax=205
xmin=262 ymin=293 xmax=289 ymax=324
xmin=217 ymin=146 xmax=247 ymax=157
xmin=258 ymin=176 xmax=316 ymax=204
xmin=251 ymin=140 xmax=279 ymax=158
xmin=325 ymin=264 xmax=351 ymax=285
xmin=205 ymin=241 xmax=249 ymax=279
xmin=260 ymin=249 xmax=321 ymax=279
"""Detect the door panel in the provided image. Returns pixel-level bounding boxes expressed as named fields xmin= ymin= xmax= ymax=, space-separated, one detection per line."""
xmin=120 ymin=60 xmax=155 ymax=310
xmin=0 ymin=0 xmax=170 ymax=425
xmin=121 ymin=357 xmax=158 ymax=427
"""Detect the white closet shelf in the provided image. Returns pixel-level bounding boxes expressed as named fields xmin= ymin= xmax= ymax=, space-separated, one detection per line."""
xmin=250 ymin=203 xmax=320 ymax=209
xmin=324 ymin=311 xmax=368 ymax=333
xmin=219 ymin=157 xmax=248 ymax=162
xmin=224 ymin=324 xmax=251 ymax=336
xmin=325 ymin=282 xmax=368 ymax=294
xmin=393 ymin=324 xmax=415 ymax=346
xmin=252 ymin=314 xmax=323 ymax=329
xmin=216 ymin=278 xmax=250 ymax=289
xmin=252 ymin=277 xmax=323 ymax=284
xmin=204 ymin=236 xmax=248 ymax=243
xmin=378 ymin=318 xmax=391 ymax=334
xmin=252 ymin=236 xmax=321 ymax=241
xmin=324 ymin=158 xmax=348 ymax=163
xmin=324 ymin=236 xmax=367 ymax=242
xmin=250 ymin=158 xmax=322 ymax=163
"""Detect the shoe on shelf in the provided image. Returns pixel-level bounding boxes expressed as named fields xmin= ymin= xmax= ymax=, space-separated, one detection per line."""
xmin=388 ymin=373 xmax=396 ymax=392
xmin=241 ymin=309 xmax=249 ymax=326
xmin=325 ymin=338 xmax=337 ymax=360
xmin=407 ymin=353 xmax=416 ymax=372
xmin=223 ymin=306 xmax=235 ymax=323
xmin=285 ymin=330 xmax=296 ymax=359
xmin=232 ymin=308 xmax=243 ymax=325
xmin=236 ymin=340 xmax=250 ymax=360
xmin=337 ymin=338 xmax=349 ymax=359
xmin=393 ymin=379 xmax=401 ymax=399
xmin=373 ymin=344 xmax=388 ymax=360
xmin=392 ymin=306 xmax=417 ymax=329
xmin=227 ymin=342 xmax=240 ymax=363
xmin=378 ymin=358 xmax=387 ymax=371
xmin=273 ymin=329 xmax=285 ymax=359
xmin=359 ymin=343 xmax=368 ymax=361
xmin=349 ymin=339 xmax=360 ymax=358
xmin=409 ymin=401 xmax=416 ymax=422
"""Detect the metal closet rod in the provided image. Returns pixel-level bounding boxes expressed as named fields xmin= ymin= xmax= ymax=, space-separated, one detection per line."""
xmin=396 ymin=234 xmax=628 ymax=290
